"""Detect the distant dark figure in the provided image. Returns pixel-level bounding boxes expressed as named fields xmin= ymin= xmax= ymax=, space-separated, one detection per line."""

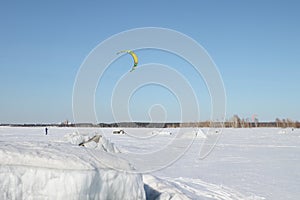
xmin=45 ymin=127 xmax=48 ymax=135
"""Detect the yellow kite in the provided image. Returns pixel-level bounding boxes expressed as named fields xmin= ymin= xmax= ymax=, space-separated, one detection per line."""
xmin=117 ymin=50 xmax=138 ymax=72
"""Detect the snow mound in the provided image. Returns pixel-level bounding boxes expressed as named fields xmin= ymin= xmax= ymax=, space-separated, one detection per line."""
xmin=195 ymin=129 xmax=207 ymax=138
xmin=175 ymin=129 xmax=206 ymax=139
xmin=99 ymin=136 xmax=121 ymax=153
xmin=64 ymin=132 xmax=96 ymax=145
xmin=0 ymin=141 xmax=145 ymax=200
xmin=65 ymin=132 xmax=120 ymax=153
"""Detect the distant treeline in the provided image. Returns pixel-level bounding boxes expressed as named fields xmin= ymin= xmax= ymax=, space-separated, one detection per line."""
xmin=0 ymin=122 xmax=178 ymax=128
xmin=1 ymin=120 xmax=299 ymax=128
xmin=180 ymin=121 xmax=300 ymax=128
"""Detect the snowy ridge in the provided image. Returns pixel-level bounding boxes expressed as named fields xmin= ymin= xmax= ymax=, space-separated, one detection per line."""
xmin=0 ymin=141 xmax=126 ymax=170
xmin=1 ymin=165 xmax=145 ymax=200
xmin=0 ymin=139 xmax=146 ymax=199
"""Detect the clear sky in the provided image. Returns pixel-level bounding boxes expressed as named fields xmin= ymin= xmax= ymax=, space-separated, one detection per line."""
xmin=0 ymin=0 xmax=299 ymax=123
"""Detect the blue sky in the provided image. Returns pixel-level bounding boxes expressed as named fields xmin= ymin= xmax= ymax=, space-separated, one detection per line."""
xmin=0 ymin=0 xmax=299 ymax=123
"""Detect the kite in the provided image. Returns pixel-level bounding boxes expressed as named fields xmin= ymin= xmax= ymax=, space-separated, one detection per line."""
xmin=117 ymin=50 xmax=138 ymax=72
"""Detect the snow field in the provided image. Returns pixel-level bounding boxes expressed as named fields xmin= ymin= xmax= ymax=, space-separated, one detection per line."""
xmin=0 ymin=127 xmax=300 ymax=199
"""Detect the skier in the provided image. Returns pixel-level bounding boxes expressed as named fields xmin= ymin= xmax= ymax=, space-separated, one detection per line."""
xmin=45 ymin=127 xmax=48 ymax=135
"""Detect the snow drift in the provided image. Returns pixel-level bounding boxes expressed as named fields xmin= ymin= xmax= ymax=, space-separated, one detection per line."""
xmin=65 ymin=132 xmax=121 ymax=153
xmin=0 ymin=140 xmax=145 ymax=200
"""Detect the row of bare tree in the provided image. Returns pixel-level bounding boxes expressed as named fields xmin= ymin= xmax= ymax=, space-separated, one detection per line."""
xmin=180 ymin=115 xmax=300 ymax=128
xmin=227 ymin=115 xmax=299 ymax=128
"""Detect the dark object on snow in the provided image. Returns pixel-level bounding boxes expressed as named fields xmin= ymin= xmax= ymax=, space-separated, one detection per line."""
xmin=45 ymin=127 xmax=48 ymax=135
xmin=79 ymin=135 xmax=101 ymax=146
xmin=113 ymin=129 xmax=125 ymax=134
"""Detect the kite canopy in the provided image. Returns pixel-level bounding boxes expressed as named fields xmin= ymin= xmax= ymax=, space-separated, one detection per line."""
xmin=117 ymin=50 xmax=138 ymax=72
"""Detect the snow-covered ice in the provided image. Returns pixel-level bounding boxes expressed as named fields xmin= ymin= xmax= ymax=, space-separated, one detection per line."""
xmin=0 ymin=126 xmax=300 ymax=199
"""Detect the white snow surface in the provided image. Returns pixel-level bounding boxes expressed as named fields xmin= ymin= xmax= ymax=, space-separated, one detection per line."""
xmin=1 ymin=126 xmax=300 ymax=199
xmin=0 ymin=127 xmax=145 ymax=200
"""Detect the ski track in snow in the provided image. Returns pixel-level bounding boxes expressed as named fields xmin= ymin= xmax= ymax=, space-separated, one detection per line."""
xmin=163 ymin=176 xmax=265 ymax=200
